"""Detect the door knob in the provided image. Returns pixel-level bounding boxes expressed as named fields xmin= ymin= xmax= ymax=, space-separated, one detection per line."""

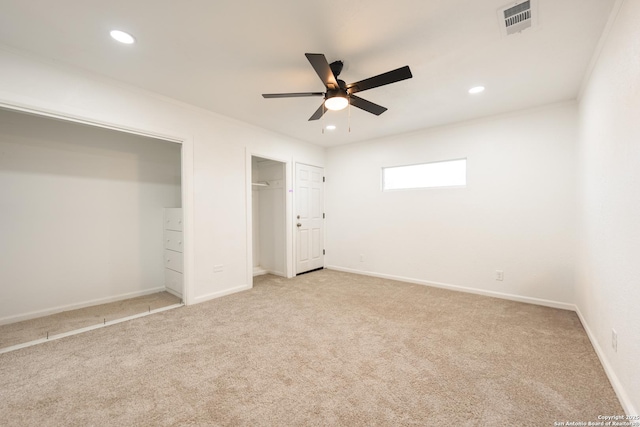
xmin=297 ymin=223 xmax=302 ymax=227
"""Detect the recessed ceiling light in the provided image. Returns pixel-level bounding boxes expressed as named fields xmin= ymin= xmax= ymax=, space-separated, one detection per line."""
xmin=110 ymin=30 xmax=135 ymax=44
xmin=468 ymin=86 xmax=485 ymax=94
xmin=326 ymin=125 xmax=336 ymax=130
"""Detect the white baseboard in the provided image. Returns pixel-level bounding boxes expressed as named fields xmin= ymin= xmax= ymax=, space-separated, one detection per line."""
xmin=0 ymin=286 xmax=167 ymax=325
xmin=253 ymin=267 xmax=286 ymax=277
xmin=165 ymin=287 xmax=183 ymax=300
xmin=325 ymin=265 xmax=575 ymax=311
xmin=191 ymin=284 xmax=251 ymax=305
xmin=253 ymin=266 xmax=268 ymax=276
xmin=575 ymin=306 xmax=637 ymax=416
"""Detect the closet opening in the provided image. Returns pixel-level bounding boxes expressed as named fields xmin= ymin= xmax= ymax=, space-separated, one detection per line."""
xmin=251 ymin=156 xmax=287 ymax=279
xmin=0 ymin=107 xmax=185 ymax=352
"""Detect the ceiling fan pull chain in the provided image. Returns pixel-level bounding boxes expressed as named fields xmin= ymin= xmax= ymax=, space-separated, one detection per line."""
xmin=348 ymin=100 xmax=352 ymax=133
xmin=322 ymin=103 xmax=325 ymax=134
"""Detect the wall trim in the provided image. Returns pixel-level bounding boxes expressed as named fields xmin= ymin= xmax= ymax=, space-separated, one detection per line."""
xmin=0 ymin=100 xmax=183 ymax=143
xmin=0 ymin=286 xmax=167 ymax=325
xmin=575 ymin=305 xmax=637 ymax=416
xmin=325 ymin=265 xmax=575 ymax=311
xmin=191 ymin=284 xmax=251 ymax=305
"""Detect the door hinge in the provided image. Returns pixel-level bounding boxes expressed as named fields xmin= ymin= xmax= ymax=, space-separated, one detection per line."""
xmin=323 ymin=249 xmax=325 ymax=255
xmin=323 ymin=213 xmax=325 ymax=219
xmin=323 ymin=176 xmax=325 ymax=182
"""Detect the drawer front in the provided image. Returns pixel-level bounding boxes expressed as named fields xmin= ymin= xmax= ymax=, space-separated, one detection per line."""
xmin=164 ymin=208 xmax=183 ymax=231
xmin=164 ymin=249 xmax=183 ymax=273
xmin=164 ymin=230 xmax=183 ymax=253
xmin=165 ymin=268 xmax=183 ymax=295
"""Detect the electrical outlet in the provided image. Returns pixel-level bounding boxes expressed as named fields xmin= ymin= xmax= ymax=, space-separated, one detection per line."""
xmin=496 ymin=270 xmax=504 ymax=281
xmin=612 ymin=329 xmax=617 ymax=352
xmin=359 ymin=254 xmax=365 ymax=262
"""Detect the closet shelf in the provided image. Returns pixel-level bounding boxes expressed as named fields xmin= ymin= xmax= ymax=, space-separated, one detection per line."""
xmin=252 ymin=182 xmax=270 ymax=187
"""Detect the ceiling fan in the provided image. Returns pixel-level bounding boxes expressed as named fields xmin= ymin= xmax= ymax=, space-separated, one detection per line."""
xmin=262 ymin=53 xmax=413 ymax=121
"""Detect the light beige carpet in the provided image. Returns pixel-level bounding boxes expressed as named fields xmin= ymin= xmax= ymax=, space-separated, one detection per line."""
xmin=0 ymin=291 xmax=181 ymax=349
xmin=0 ymin=270 xmax=622 ymax=426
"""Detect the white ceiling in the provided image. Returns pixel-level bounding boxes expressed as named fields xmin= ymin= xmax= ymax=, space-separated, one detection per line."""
xmin=0 ymin=0 xmax=615 ymax=147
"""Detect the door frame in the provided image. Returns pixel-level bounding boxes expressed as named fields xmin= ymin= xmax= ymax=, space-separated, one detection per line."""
xmin=245 ymin=151 xmax=294 ymax=286
xmin=0 ymin=100 xmax=195 ymax=305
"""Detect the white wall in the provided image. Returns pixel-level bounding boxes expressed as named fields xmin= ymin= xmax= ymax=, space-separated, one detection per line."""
xmin=0 ymin=108 xmax=181 ymax=322
xmin=326 ymin=102 xmax=578 ymax=307
xmin=576 ymin=0 xmax=640 ymax=415
xmin=0 ymin=45 xmax=324 ymax=310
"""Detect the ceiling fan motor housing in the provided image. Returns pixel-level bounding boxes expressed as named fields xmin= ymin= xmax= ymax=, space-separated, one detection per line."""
xmin=326 ymin=87 xmax=348 ymax=101
xmin=330 ymin=60 xmax=344 ymax=78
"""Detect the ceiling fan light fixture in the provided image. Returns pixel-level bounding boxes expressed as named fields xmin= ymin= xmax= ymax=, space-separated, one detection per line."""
xmin=324 ymin=94 xmax=348 ymax=111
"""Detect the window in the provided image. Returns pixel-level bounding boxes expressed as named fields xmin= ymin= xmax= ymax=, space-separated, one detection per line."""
xmin=382 ymin=158 xmax=466 ymax=191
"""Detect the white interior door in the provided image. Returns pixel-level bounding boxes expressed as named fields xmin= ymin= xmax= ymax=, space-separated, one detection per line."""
xmin=295 ymin=163 xmax=324 ymax=274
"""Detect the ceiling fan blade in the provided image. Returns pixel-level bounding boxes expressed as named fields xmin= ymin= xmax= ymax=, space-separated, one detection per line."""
xmin=347 ymin=65 xmax=412 ymax=94
xmin=349 ymin=95 xmax=387 ymax=116
xmin=308 ymin=103 xmax=326 ymax=121
xmin=305 ymin=53 xmax=339 ymax=90
xmin=262 ymin=92 xmax=324 ymax=98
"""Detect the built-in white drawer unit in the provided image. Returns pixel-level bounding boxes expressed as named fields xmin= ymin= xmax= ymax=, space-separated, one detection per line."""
xmin=165 ymin=268 xmax=183 ymax=294
xmin=164 ymin=208 xmax=183 ymax=231
xmin=164 ymin=230 xmax=183 ymax=253
xmin=163 ymin=208 xmax=183 ymax=297
xmin=164 ymin=249 xmax=183 ymax=273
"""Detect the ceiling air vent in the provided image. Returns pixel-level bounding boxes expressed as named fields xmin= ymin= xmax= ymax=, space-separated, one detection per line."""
xmin=498 ymin=0 xmax=537 ymax=36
